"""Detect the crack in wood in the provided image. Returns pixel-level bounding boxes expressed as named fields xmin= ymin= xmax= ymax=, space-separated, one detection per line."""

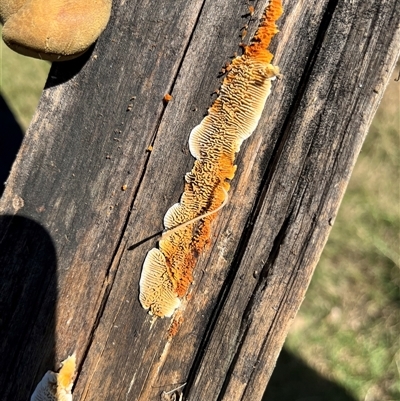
xmin=215 ymin=208 xmax=293 ymax=401
xmin=183 ymin=0 xmax=343 ymax=398
xmin=78 ymin=243 xmax=125 ymax=400
xmin=125 ymin=0 xmax=209 ymax=252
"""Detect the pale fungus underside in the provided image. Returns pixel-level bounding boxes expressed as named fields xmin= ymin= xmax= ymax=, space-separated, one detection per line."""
xmin=139 ymin=0 xmax=283 ymax=318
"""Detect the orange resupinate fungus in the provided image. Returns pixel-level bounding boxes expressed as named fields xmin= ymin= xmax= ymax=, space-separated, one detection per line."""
xmin=30 ymin=354 xmax=76 ymax=401
xmin=139 ymin=0 xmax=283 ymax=317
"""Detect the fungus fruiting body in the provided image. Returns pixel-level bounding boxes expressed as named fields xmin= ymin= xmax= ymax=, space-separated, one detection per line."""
xmin=139 ymin=0 xmax=283 ymax=317
xmin=30 ymin=354 xmax=76 ymax=401
xmin=0 ymin=0 xmax=111 ymax=60
xmin=163 ymin=93 xmax=173 ymax=102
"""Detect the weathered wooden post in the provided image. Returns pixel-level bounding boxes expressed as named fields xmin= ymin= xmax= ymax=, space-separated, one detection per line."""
xmin=0 ymin=0 xmax=399 ymax=400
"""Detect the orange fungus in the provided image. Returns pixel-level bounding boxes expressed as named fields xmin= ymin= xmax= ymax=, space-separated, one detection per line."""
xmin=139 ymin=0 xmax=283 ymax=317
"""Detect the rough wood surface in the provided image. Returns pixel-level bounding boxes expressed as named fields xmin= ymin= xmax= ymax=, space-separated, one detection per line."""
xmin=0 ymin=0 xmax=399 ymax=400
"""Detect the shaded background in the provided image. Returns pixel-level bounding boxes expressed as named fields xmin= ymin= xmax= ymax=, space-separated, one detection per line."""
xmin=1 ymin=27 xmax=398 ymax=401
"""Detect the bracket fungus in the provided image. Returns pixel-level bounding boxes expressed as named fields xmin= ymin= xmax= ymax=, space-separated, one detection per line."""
xmin=30 ymin=354 xmax=76 ymax=401
xmin=139 ymin=0 xmax=283 ymax=318
xmin=0 ymin=0 xmax=111 ymax=60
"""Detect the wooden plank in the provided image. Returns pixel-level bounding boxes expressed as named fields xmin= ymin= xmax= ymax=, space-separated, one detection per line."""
xmin=0 ymin=0 xmax=399 ymax=400
xmin=0 ymin=0 xmax=205 ymax=398
xmin=188 ymin=1 xmax=400 ymax=399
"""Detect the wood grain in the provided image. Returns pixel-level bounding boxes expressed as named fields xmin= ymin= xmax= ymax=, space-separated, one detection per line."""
xmin=0 ymin=0 xmax=399 ymax=400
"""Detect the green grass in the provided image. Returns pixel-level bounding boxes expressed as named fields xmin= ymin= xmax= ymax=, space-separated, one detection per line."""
xmin=0 ymin=28 xmax=50 ymax=131
xmin=1 ymin=31 xmax=399 ymax=401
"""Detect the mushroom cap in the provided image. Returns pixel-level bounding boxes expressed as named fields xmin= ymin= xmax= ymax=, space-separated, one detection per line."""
xmin=1 ymin=0 xmax=111 ymax=61
xmin=0 ymin=0 xmax=25 ymax=23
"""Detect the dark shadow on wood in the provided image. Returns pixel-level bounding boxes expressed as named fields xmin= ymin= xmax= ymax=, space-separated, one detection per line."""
xmin=0 ymin=95 xmax=23 ymax=197
xmin=0 ymin=215 xmax=57 ymax=399
xmin=45 ymin=44 xmax=94 ymax=88
xmin=263 ymin=348 xmax=357 ymax=401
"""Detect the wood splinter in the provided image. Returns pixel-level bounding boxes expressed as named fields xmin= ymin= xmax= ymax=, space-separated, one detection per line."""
xmin=139 ymin=0 xmax=283 ymax=318
xmin=161 ymin=383 xmax=186 ymax=401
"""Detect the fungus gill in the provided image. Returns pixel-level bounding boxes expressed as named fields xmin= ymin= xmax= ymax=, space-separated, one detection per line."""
xmin=139 ymin=0 xmax=283 ymax=317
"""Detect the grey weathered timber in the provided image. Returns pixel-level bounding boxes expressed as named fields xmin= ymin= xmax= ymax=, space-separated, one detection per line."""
xmin=0 ymin=0 xmax=399 ymax=400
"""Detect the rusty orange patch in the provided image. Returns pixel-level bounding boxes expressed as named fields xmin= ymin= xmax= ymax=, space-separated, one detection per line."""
xmin=168 ymin=315 xmax=184 ymax=339
xmin=163 ymin=93 xmax=173 ymax=102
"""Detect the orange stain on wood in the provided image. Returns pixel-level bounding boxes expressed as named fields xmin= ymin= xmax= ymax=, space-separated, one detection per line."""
xmin=168 ymin=315 xmax=184 ymax=339
xmin=139 ymin=0 xmax=283 ymax=318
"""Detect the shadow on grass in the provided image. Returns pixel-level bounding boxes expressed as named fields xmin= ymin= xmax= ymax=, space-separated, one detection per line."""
xmin=0 ymin=94 xmax=23 ymax=197
xmin=263 ymin=348 xmax=356 ymax=401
